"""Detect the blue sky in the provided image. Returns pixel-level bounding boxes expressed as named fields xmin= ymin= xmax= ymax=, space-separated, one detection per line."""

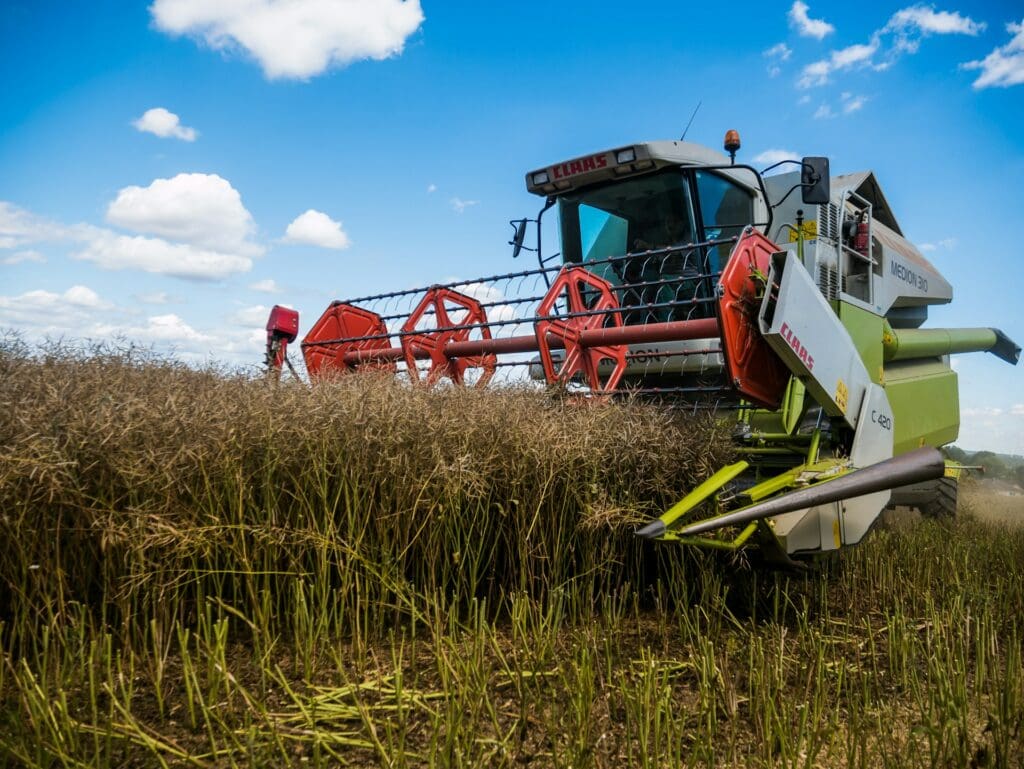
xmin=2 ymin=0 xmax=1022 ymax=452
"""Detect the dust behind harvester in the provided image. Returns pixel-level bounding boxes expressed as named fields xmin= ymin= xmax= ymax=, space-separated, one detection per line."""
xmin=266 ymin=131 xmax=1020 ymax=567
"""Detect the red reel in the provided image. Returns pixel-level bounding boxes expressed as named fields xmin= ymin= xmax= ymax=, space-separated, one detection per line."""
xmin=302 ymin=303 xmax=396 ymax=378
xmin=716 ymin=230 xmax=790 ymax=408
xmin=535 ymin=266 xmax=627 ymax=392
xmin=400 ymin=287 xmax=497 ymax=387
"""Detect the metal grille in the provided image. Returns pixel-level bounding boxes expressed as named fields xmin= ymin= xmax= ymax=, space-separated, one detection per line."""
xmin=817 ymin=202 xmax=840 ymax=243
xmin=817 ymin=263 xmax=840 ymax=300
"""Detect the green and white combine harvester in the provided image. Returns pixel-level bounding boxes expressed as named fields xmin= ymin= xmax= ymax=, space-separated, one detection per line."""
xmin=266 ymin=130 xmax=1019 ymax=567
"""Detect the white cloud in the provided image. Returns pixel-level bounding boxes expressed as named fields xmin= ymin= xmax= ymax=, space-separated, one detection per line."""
xmin=842 ymin=93 xmax=868 ymax=113
xmin=764 ymin=42 xmax=793 ymax=61
xmin=231 ymin=304 xmax=271 ymax=327
xmin=963 ymin=20 xmax=1024 ymax=89
xmin=2 ymin=249 xmax=46 ymax=265
xmin=886 ymin=6 xmax=984 ymax=37
xmin=814 ymin=104 xmax=836 ymax=119
xmin=789 ymin=1 xmax=835 ymax=39
xmin=63 ymin=285 xmax=109 ymax=308
xmin=797 ymin=6 xmax=985 ymax=89
xmin=451 ymin=281 xmax=521 ymax=329
xmin=1011 ymin=404 xmax=1024 ymax=416
xmin=249 ymin=278 xmax=282 ymax=293
xmin=0 ymin=286 xmax=268 ymax=367
xmin=74 ymin=231 xmax=252 ymax=280
xmin=754 ymin=149 xmax=801 ymax=168
xmin=150 ymin=0 xmax=425 ymax=80
xmin=917 ymin=237 xmax=957 ymax=252
xmin=283 ymin=209 xmax=351 ymax=249
xmin=800 ymin=39 xmax=881 ymax=87
xmin=833 ymin=40 xmax=880 ymax=68
xmin=450 ymin=197 xmax=478 ymax=214
xmin=132 ymin=107 xmax=198 ymax=141
xmin=0 ymin=201 xmax=76 ymax=248
xmin=2 ymin=194 xmax=256 ymax=282
xmin=798 ymin=59 xmax=834 ymax=88
xmin=106 ymin=173 xmax=260 ymax=256
xmin=427 ymin=183 xmax=437 ymax=193
xmin=95 ymin=313 xmax=212 ymax=343
xmin=0 ymin=285 xmax=112 ymax=332
xmin=764 ymin=43 xmax=792 ymax=75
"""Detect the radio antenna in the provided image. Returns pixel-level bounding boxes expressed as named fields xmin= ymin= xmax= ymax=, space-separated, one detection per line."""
xmin=680 ymin=101 xmax=702 ymax=141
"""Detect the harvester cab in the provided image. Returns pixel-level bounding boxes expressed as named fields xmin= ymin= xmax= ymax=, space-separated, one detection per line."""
xmin=267 ymin=130 xmax=1019 ymax=567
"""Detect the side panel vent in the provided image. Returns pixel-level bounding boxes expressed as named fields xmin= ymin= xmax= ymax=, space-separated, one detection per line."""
xmin=817 ymin=202 xmax=840 ymax=242
xmin=817 ymin=263 xmax=839 ymax=300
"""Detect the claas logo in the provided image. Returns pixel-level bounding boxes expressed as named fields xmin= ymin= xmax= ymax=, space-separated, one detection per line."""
xmin=551 ymin=153 xmax=609 ymax=180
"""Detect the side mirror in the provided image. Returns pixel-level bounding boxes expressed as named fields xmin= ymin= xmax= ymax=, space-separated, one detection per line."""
xmin=801 ymin=156 xmax=830 ymax=205
xmin=509 ymin=218 xmax=528 ymax=258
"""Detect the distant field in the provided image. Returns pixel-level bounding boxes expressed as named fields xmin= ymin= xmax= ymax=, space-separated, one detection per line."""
xmin=962 ymin=478 xmax=1024 ymax=527
xmin=1 ymin=346 xmax=1022 ymax=768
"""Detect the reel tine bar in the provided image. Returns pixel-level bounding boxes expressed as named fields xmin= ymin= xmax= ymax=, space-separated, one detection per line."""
xmin=400 ymin=287 xmax=497 ymax=387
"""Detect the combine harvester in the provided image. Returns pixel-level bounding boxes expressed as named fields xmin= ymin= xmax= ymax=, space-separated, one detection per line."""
xmin=266 ymin=131 xmax=1019 ymax=566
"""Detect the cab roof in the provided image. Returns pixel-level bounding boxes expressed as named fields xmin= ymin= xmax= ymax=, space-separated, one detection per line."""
xmin=525 ymin=140 xmax=752 ymax=197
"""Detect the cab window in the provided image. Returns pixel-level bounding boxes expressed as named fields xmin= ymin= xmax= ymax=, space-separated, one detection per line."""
xmin=695 ymin=171 xmax=754 ymax=271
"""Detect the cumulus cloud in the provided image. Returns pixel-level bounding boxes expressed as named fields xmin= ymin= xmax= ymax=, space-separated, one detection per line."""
xmin=3 ymin=191 xmax=258 ymax=282
xmin=789 ymin=2 xmax=834 ymax=39
xmin=450 ymin=197 xmax=478 ymax=214
xmin=814 ymin=104 xmax=836 ymax=119
xmin=106 ymin=173 xmax=261 ymax=256
xmin=797 ymin=5 xmax=985 ymax=89
xmin=150 ymin=0 xmax=425 ymax=80
xmin=963 ymin=20 xmax=1024 ymax=89
xmin=73 ymin=232 xmax=253 ymax=281
xmin=2 ymin=249 xmax=46 ymax=265
xmin=842 ymin=92 xmax=868 ymax=113
xmin=249 ymin=278 xmax=282 ymax=293
xmin=0 ymin=285 xmax=112 ymax=332
xmin=95 ymin=313 xmax=212 ymax=343
xmin=283 ymin=209 xmax=351 ymax=249
xmin=887 ymin=6 xmax=985 ymax=38
xmin=132 ymin=107 xmax=198 ymax=141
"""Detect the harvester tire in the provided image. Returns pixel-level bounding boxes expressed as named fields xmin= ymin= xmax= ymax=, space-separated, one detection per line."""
xmin=920 ymin=477 xmax=958 ymax=519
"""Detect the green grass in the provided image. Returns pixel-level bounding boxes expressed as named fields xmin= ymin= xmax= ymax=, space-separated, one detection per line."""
xmin=1 ymin=342 xmax=1022 ymax=767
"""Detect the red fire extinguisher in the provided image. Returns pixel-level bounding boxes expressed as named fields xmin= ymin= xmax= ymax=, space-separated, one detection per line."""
xmin=854 ymin=215 xmax=870 ymax=257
